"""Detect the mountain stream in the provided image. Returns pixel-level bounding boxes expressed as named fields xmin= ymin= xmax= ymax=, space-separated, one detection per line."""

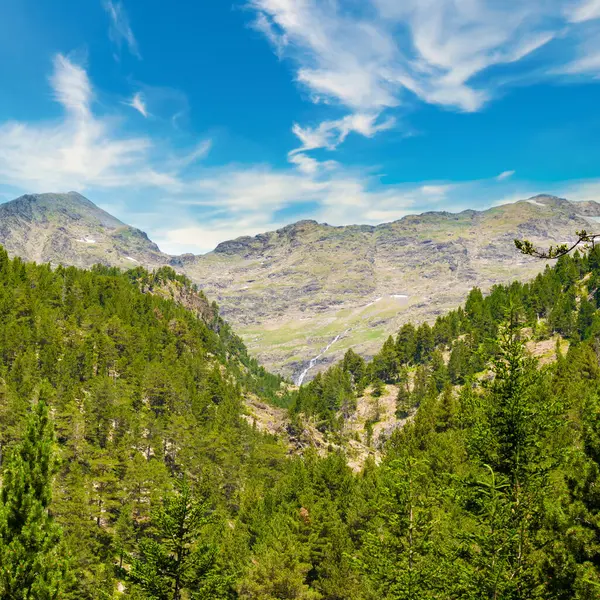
xmin=295 ymin=329 xmax=350 ymax=386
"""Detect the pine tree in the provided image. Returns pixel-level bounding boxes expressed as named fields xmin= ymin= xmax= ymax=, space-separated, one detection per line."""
xmin=0 ymin=389 xmax=71 ymax=599
xmin=396 ymin=324 xmax=417 ymax=366
xmin=396 ymin=367 xmax=412 ymax=418
xmin=128 ymin=477 xmax=229 ymax=600
xmin=577 ymin=297 xmax=596 ymax=340
xmin=460 ymin=327 xmax=552 ymax=598
xmin=415 ymin=324 xmax=434 ymax=364
xmin=238 ymin=521 xmax=321 ymax=600
xmin=371 ymin=336 xmax=399 ymax=383
xmin=358 ymin=458 xmax=439 ymax=599
xmin=341 ymin=349 xmax=365 ymax=387
xmin=429 ymin=350 xmax=447 ymax=393
xmin=447 ymin=340 xmax=470 ymax=384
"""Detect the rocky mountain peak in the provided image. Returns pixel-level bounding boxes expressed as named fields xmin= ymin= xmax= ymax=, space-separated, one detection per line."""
xmin=1 ymin=190 xmax=600 ymax=380
xmin=2 ymin=192 xmax=125 ymax=229
xmin=0 ymin=191 xmax=164 ymax=269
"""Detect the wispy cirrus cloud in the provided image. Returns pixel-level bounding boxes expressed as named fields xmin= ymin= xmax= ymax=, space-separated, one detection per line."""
xmin=497 ymin=170 xmax=516 ymax=181
xmin=249 ymin=0 xmax=600 ymax=163
xmin=103 ymin=0 xmax=140 ymax=59
xmin=290 ymin=113 xmax=395 ymax=154
xmin=127 ymin=92 xmax=149 ymax=117
xmin=50 ymin=54 xmax=94 ymax=118
xmin=567 ymin=0 xmax=600 ymax=22
xmin=0 ymin=55 xmax=206 ymax=191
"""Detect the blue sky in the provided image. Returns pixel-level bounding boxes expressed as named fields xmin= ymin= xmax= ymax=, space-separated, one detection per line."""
xmin=1 ymin=0 xmax=600 ymax=253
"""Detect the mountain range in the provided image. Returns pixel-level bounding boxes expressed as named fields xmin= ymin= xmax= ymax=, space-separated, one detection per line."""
xmin=1 ymin=191 xmax=599 ymax=380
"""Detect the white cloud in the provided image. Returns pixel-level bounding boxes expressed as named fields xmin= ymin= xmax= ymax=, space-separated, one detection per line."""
xmin=567 ymin=0 xmax=600 ymax=22
xmin=248 ymin=0 xmax=600 ymax=156
xmin=496 ymin=170 xmax=516 ymax=181
xmin=0 ymin=55 xmax=182 ymax=191
xmin=290 ymin=113 xmax=395 ymax=155
xmin=103 ymin=0 xmax=140 ymax=58
xmin=127 ymin=92 xmax=148 ymax=117
xmin=560 ymin=19 xmax=600 ymax=75
xmin=50 ymin=55 xmax=93 ymax=119
xmin=554 ymin=177 xmax=600 ymax=200
xmin=156 ymin=220 xmax=281 ymax=256
xmin=176 ymin=140 xmax=213 ymax=168
xmin=287 ymin=153 xmax=337 ymax=175
xmin=563 ymin=51 xmax=600 ymax=75
xmin=250 ymin=0 xmax=562 ymax=116
xmin=251 ymin=12 xmax=288 ymax=58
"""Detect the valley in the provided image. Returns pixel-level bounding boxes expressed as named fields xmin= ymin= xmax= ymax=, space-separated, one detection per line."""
xmin=2 ymin=191 xmax=599 ymax=381
xmin=1 ymin=207 xmax=600 ymax=598
xmin=5 ymin=2 xmax=600 ymax=596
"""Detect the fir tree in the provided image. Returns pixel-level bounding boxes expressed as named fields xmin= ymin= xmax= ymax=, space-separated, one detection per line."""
xmin=0 ymin=389 xmax=71 ymax=599
xmin=128 ymin=477 xmax=229 ymax=600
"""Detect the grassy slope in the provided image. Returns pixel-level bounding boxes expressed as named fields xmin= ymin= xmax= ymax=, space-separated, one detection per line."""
xmin=185 ymin=197 xmax=600 ymax=380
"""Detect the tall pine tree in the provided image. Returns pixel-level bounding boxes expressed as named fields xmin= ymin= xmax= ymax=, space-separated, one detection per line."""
xmin=0 ymin=387 xmax=71 ymax=599
xmin=128 ymin=477 xmax=229 ymax=599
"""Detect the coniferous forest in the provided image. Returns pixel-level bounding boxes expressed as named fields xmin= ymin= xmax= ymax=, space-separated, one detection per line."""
xmin=3 ymin=244 xmax=600 ymax=599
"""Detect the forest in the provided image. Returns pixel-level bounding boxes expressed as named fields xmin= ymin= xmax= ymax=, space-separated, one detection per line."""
xmin=2 ymin=244 xmax=600 ymax=599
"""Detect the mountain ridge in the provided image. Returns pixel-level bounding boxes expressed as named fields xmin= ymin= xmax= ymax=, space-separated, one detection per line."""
xmin=2 ymin=190 xmax=600 ymax=379
xmin=0 ymin=192 xmax=165 ymax=269
xmin=183 ymin=193 xmax=600 ymax=378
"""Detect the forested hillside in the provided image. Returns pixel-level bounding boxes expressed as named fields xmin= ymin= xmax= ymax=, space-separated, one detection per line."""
xmin=3 ymin=246 xmax=600 ymax=598
xmin=294 ymin=246 xmax=600 ymax=434
xmin=3 ymin=191 xmax=600 ymax=381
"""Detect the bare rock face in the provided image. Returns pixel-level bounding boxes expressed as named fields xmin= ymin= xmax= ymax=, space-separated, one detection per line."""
xmin=1 ymin=191 xmax=599 ymax=380
xmin=181 ymin=195 xmax=600 ymax=380
xmin=0 ymin=192 xmax=165 ymax=270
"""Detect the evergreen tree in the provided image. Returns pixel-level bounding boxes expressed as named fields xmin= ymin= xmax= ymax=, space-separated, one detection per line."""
xmin=371 ymin=336 xmax=399 ymax=383
xmin=414 ymin=324 xmax=435 ymax=364
xmin=577 ymin=297 xmax=596 ymax=340
xmin=429 ymin=350 xmax=447 ymax=393
xmin=0 ymin=389 xmax=71 ymax=599
xmin=447 ymin=340 xmax=470 ymax=384
xmin=396 ymin=367 xmax=412 ymax=418
xmin=358 ymin=458 xmax=440 ymax=599
xmin=128 ymin=477 xmax=229 ymax=599
xmin=549 ymin=290 xmax=576 ymax=337
xmin=238 ymin=524 xmax=320 ymax=600
xmin=396 ymin=324 xmax=417 ymax=365
xmin=341 ymin=349 xmax=365 ymax=387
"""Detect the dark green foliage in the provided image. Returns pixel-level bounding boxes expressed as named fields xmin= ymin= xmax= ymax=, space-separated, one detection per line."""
xmin=549 ymin=289 xmax=576 ymax=337
xmin=128 ymin=478 xmax=230 ymax=599
xmin=578 ymin=297 xmax=596 ymax=340
xmin=0 ymin=391 xmax=71 ymax=599
xmin=370 ymin=336 xmax=399 ymax=383
xmin=415 ymin=323 xmax=435 ymax=364
xmin=292 ymin=366 xmax=355 ymax=428
xmin=342 ymin=349 xmax=365 ymax=387
xmin=396 ymin=323 xmax=417 ymax=365
xmin=395 ymin=368 xmax=412 ymax=418
xmin=447 ymin=339 xmax=471 ymax=384
xmin=4 ymin=244 xmax=600 ymax=599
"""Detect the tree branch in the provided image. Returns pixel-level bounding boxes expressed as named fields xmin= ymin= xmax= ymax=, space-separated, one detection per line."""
xmin=514 ymin=230 xmax=600 ymax=259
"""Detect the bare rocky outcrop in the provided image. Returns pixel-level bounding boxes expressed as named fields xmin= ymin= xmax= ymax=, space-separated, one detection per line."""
xmin=1 ymin=191 xmax=598 ymax=380
xmin=0 ymin=192 xmax=166 ymax=270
